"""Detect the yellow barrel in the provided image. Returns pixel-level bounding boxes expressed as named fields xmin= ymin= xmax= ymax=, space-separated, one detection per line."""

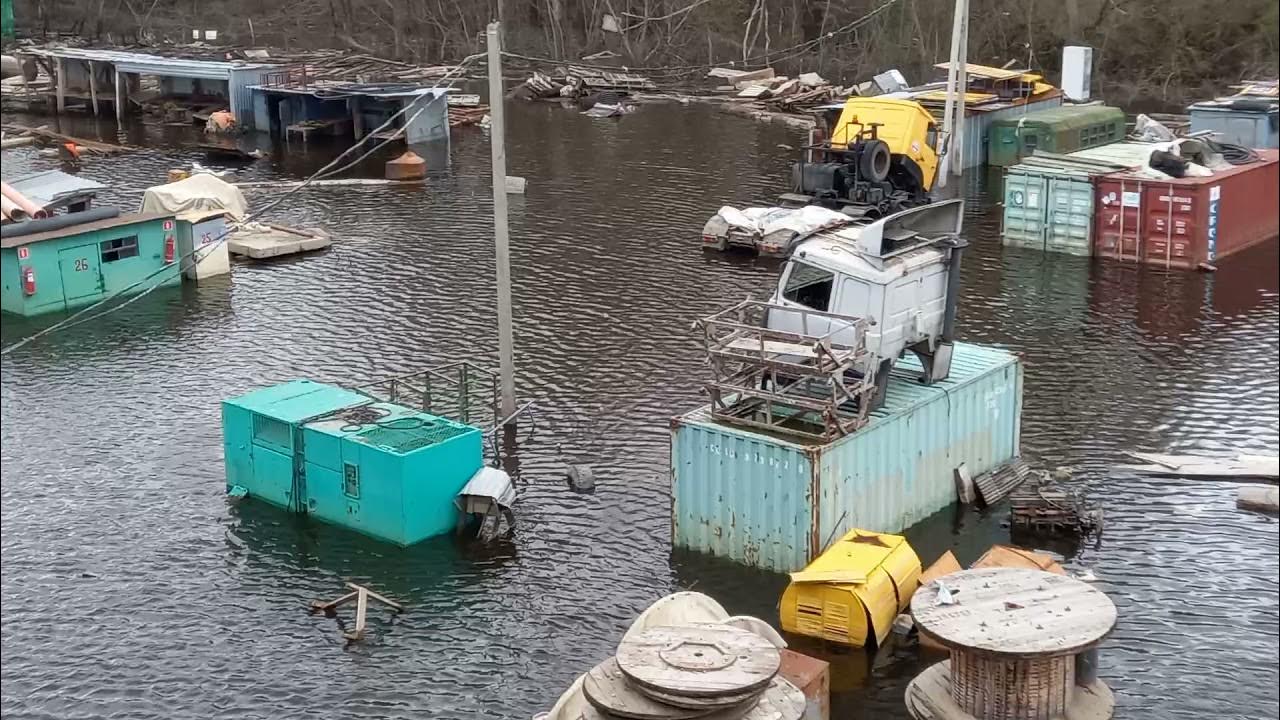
xmin=780 ymin=529 xmax=921 ymax=648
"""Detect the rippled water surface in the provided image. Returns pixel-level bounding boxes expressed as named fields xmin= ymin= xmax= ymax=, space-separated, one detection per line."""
xmin=2 ymin=103 xmax=1277 ymax=720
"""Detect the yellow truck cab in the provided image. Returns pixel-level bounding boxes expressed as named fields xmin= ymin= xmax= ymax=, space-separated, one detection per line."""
xmin=829 ymin=97 xmax=941 ymax=191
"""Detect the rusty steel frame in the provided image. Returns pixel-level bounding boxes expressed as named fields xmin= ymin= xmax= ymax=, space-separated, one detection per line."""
xmin=696 ymin=300 xmax=879 ymax=443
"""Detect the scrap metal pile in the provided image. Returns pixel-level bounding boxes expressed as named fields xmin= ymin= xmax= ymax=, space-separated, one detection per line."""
xmin=707 ymin=67 xmax=837 ymax=114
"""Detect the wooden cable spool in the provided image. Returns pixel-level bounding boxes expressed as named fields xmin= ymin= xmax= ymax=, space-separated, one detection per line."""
xmin=907 ymin=568 xmax=1117 ymax=720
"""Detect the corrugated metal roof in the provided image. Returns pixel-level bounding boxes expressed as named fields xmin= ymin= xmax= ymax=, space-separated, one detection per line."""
xmin=1065 ymin=141 xmax=1163 ymax=167
xmin=0 ymin=211 xmax=171 ymax=248
xmin=248 ymin=81 xmax=448 ymax=99
xmin=25 ymin=48 xmax=274 ymax=79
xmin=933 ymin=62 xmax=1026 ymax=81
xmin=7 ymin=170 xmax=106 ymax=210
xmin=455 ymin=466 xmax=516 ymax=510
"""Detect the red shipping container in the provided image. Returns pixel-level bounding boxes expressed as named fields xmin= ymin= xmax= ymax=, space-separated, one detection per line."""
xmin=1093 ymin=150 xmax=1279 ymax=270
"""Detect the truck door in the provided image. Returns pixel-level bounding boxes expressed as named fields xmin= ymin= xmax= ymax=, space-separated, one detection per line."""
xmin=770 ymin=260 xmax=837 ymax=338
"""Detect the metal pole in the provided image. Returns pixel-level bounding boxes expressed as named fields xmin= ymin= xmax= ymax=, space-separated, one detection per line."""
xmin=487 ymin=22 xmax=518 ymax=425
xmin=941 ymin=0 xmax=966 ymax=179
xmin=952 ymin=0 xmax=968 ymax=177
xmin=114 ymin=69 xmax=125 ymax=124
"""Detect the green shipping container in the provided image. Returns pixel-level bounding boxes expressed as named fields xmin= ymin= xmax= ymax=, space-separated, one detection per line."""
xmin=987 ymin=105 xmax=1125 ymax=167
xmin=1 ymin=0 xmax=14 ymax=40
xmin=1002 ymin=165 xmax=1095 ymax=256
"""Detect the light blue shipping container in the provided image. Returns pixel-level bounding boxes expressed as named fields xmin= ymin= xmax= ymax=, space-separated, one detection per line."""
xmin=1188 ymin=102 xmax=1279 ymax=149
xmin=671 ymin=342 xmax=1023 ymax=573
xmin=1002 ymin=165 xmax=1094 ymax=255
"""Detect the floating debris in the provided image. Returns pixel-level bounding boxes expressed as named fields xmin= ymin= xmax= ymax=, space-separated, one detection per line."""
xmin=1121 ymin=451 xmax=1279 ymax=481
xmin=566 ymin=464 xmax=595 ymax=493
xmin=0 ymin=122 xmax=132 ymax=155
xmin=1009 ymin=468 xmax=1104 ymax=537
xmin=973 ymin=458 xmax=1032 ymax=506
xmin=309 ymin=582 xmax=403 ymax=643
xmin=1237 ymin=484 xmax=1280 ymax=514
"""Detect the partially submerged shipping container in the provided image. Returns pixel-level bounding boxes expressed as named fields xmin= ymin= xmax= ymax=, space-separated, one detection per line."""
xmin=1093 ymin=150 xmax=1279 ymax=270
xmin=987 ymin=104 xmax=1125 ymax=167
xmin=1001 ymin=142 xmax=1166 ymax=256
xmin=670 ymin=342 xmax=1023 ymax=574
xmin=1188 ymin=99 xmax=1279 ymax=149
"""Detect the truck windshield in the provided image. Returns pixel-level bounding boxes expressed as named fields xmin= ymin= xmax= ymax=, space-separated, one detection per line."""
xmin=781 ymin=261 xmax=835 ymax=311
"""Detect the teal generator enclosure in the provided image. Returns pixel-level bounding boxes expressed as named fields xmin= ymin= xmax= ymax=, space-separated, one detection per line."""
xmin=222 ymin=380 xmax=484 ymax=546
xmin=1 ymin=212 xmax=180 ymax=317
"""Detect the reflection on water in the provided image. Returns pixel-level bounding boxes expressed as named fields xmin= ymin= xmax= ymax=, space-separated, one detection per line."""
xmin=1 ymin=103 xmax=1277 ymax=720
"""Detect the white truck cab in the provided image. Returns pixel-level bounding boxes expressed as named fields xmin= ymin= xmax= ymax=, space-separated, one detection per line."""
xmin=767 ymin=200 xmax=967 ymax=401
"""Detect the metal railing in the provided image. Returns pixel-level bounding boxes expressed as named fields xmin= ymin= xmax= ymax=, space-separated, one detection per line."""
xmin=696 ymin=300 xmax=879 ymax=442
xmin=354 ymin=361 xmax=501 ymax=430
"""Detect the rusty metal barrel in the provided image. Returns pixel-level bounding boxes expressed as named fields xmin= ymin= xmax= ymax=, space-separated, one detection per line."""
xmin=906 ymin=567 xmax=1117 ymax=720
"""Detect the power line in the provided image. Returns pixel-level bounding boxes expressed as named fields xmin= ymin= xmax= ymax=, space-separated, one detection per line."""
xmin=0 ymin=52 xmax=486 ymax=358
xmin=500 ymin=0 xmax=903 ymax=76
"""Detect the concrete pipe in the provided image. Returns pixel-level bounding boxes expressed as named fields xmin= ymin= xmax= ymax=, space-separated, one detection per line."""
xmin=0 ymin=182 xmax=49 ymax=220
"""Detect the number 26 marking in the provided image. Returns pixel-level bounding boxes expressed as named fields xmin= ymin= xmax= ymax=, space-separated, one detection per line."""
xmin=73 ymin=258 xmax=89 ymax=271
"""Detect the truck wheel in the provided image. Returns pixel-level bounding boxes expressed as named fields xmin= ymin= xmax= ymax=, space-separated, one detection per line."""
xmin=859 ymin=140 xmax=892 ymax=183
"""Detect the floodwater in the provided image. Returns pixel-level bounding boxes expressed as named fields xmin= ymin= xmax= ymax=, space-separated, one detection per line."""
xmin=1 ymin=102 xmax=1277 ymax=720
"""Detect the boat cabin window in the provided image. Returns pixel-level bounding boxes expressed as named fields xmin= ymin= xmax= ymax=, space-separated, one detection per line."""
xmin=782 ymin=261 xmax=835 ymax=312
xmin=100 ymin=235 xmax=139 ymax=263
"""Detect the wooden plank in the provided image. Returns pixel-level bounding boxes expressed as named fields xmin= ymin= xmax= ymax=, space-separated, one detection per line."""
xmin=911 ymin=568 xmax=1116 ymax=658
xmin=349 ymin=587 xmax=368 ymax=640
xmin=788 ymin=568 xmax=867 ymax=585
xmin=973 ymin=459 xmax=1030 ymax=506
xmin=724 ymin=338 xmax=820 ymax=358
xmin=311 ymin=590 xmax=358 ymax=613
xmin=344 ymin=582 xmax=404 ymax=611
xmin=953 ymin=464 xmax=975 ymax=504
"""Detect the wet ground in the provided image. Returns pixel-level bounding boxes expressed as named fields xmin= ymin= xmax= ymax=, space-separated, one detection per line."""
xmin=1 ymin=102 xmax=1277 ymax=720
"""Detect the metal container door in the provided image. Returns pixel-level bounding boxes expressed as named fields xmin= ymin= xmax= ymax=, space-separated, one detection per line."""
xmin=1002 ymin=170 xmax=1048 ymax=250
xmin=1045 ymin=174 xmax=1093 ymax=256
xmin=57 ymin=243 xmax=103 ymax=308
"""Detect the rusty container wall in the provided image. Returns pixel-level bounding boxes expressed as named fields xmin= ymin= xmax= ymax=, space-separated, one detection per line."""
xmin=1093 ymin=151 xmax=1279 ymax=270
xmin=671 ymin=342 xmax=1022 ymax=574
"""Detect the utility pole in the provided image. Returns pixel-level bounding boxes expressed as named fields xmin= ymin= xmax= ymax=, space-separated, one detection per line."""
xmin=487 ymin=22 xmax=518 ymax=426
xmin=953 ymin=2 xmax=969 ymax=178
xmin=942 ymin=0 xmax=969 ymax=179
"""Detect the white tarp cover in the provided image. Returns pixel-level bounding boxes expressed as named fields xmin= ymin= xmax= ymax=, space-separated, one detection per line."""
xmin=140 ymin=174 xmax=248 ymax=221
xmin=716 ymin=204 xmax=852 ymax=240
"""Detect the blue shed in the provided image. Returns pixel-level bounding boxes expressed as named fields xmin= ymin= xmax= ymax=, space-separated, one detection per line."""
xmin=1 ymin=211 xmax=179 ymax=316
xmin=222 ymin=380 xmax=484 ymax=546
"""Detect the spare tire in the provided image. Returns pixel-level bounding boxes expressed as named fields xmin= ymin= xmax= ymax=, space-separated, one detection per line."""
xmin=859 ymin=139 xmax=892 ymax=182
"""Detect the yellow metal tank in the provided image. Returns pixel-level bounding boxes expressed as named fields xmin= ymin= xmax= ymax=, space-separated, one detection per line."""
xmin=779 ymin=529 xmax=921 ymax=648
